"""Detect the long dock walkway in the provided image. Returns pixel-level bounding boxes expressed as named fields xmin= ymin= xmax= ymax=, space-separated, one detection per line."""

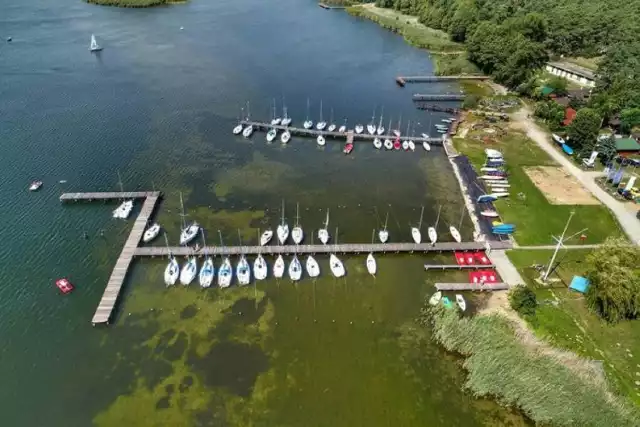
xmin=60 ymin=191 xmax=160 ymax=202
xmin=412 ymin=94 xmax=466 ymax=102
xmin=240 ymin=121 xmax=443 ymax=144
xmin=396 ymin=75 xmax=488 ymax=85
xmin=86 ymin=193 xmax=161 ymax=325
xmin=135 ymin=241 xmax=512 ymax=257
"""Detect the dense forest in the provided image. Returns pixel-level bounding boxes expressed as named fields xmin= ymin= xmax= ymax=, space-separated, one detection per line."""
xmin=374 ymin=0 xmax=640 ymax=118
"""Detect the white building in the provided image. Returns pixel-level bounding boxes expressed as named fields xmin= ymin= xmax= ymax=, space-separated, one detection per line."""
xmin=545 ymin=61 xmax=596 ymax=87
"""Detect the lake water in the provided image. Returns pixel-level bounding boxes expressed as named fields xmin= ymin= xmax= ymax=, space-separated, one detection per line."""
xmin=0 ymin=0 xmax=529 ymax=425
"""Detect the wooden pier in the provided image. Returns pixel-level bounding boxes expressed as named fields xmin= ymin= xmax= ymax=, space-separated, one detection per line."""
xmin=60 ymin=191 xmax=160 ymax=202
xmin=412 ymin=94 xmax=465 ymax=102
xmin=424 ymin=264 xmax=495 ymax=271
xmin=396 ymin=75 xmax=489 ymax=86
xmin=240 ymin=121 xmax=443 ymax=144
xmin=435 ymin=282 xmax=509 ymax=291
xmin=413 ymin=103 xmax=460 ymax=114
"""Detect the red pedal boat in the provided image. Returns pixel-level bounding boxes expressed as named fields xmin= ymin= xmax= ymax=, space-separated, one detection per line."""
xmin=343 ymin=142 xmax=353 ymax=154
xmin=55 ymin=278 xmax=74 ymax=294
xmin=393 ymin=137 xmax=401 ymax=150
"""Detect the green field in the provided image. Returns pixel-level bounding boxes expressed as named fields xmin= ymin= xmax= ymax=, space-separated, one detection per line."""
xmin=453 ymin=131 xmax=624 ymax=245
xmin=507 ymin=249 xmax=640 ymax=407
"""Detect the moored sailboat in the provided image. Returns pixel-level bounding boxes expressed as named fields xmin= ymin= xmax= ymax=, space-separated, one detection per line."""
xmin=288 ymin=255 xmax=302 ymax=281
xmin=277 ymin=200 xmax=289 ymax=244
xmin=329 ymin=227 xmax=345 ymax=277
xmin=180 ymin=256 xmax=198 ymax=286
xmin=367 ymin=107 xmax=376 ymax=135
xmin=318 ymin=208 xmax=330 ymax=244
xmin=376 ymin=106 xmax=385 ymax=135
xmin=303 ymin=97 xmax=313 ymax=129
xmin=315 ymin=100 xmax=326 ymax=130
xmin=292 ymin=203 xmax=304 ymax=244
xmin=378 ymin=211 xmax=389 ymax=243
xmin=273 ymin=255 xmax=285 ymax=278
xmin=143 ymin=223 xmax=161 ymax=243
xmin=411 ymin=206 xmax=424 ymax=244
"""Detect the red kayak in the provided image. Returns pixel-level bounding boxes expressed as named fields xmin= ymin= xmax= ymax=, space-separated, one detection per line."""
xmin=343 ymin=142 xmax=353 ymax=154
xmin=55 ymin=278 xmax=74 ymax=294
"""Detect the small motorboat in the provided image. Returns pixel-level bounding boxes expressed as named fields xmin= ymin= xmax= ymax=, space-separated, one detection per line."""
xmin=449 ymin=226 xmax=461 ymax=243
xmin=266 ymin=128 xmax=277 ymax=143
xmin=366 ymin=253 xmax=377 ymax=275
xmin=273 ymin=255 xmax=285 ymax=278
xmin=180 ymin=223 xmax=200 ymax=245
xmin=428 ymin=291 xmax=442 ymax=306
xmin=408 ymin=140 xmax=415 ymax=151
xmin=481 ymin=167 xmax=500 ymax=172
xmin=551 ymin=133 xmax=565 ymax=144
xmin=480 ymin=210 xmax=499 ymax=218
xmin=329 ymin=253 xmax=345 ymax=277
xmin=317 ymin=135 xmax=326 ymax=146
xmin=411 ymin=227 xmax=421 ymax=244
xmin=456 ymin=294 xmax=466 ymax=311
xmin=180 ymin=257 xmax=198 ymax=285
xmin=343 ymin=142 xmax=354 ymax=154
xmin=354 ymin=124 xmax=364 ymax=134
xmin=242 ymin=125 xmax=254 ymax=138
xmin=164 ymin=257 xmax=179 ymax=286
xmin=29 ymin=180 xmax=43 ymax=191
xmin=303 ymin=120 xmax=313 ymax=129
xmin=254 ymin=254 xmax=268 ymax=280
xmin=384 ymin=139 xmax=393 ymax=150
xmin=437 ymin=129 xmax=447 ymax=134
xmin=562 ymin=143 xmax=573 ymax=155
xmin=393 ymin=139 xmax=401 ymax=150
xmin=428 ymin=226 xmax=437 ymax=244
xmin=288 ymin=255 xmax=302 ymax=281
xmin=477 ymin=195 xmax=497 ymax=203
xmin=260 ymin=230 xmax=273 ymax=246
xmin=199 ymin=257 xmax=215 ymax=288
xmin=232 ymin=124 xmax=243 ymax=135
xmin=271 ymin=117 xmax=282 ymax=126
xmin=442 ymin=118 xmax=454 ymax=123
xmin=143 ymin=223 xmax=161 ymax=243
xmin=480 ymin=175 xmax=506 ymax=181
xmin=402 ymin=140 xmax=410 ymax=151
xmin=281 ymin=130 xmax=291 ymax=144
xmin=373 ymin=138 xmax=382 ymax=149
xmin=55 ymin=278 xmax=74 ymax=294
xmin=485 ymin=148 xmax=502 ymax=158
xmin=237 ymin=256 xmax=251 ymax=285
xmin=423 ymin=141 xmax=431 ymax=151
xmin=491 ymin=192 xmax=509 ymax=198
xmin=328 ymin=123 xmax=337 ymax=132
xmin=218 ymin=257 xmax=233 ymax=288
xmin=306 ymin=255 xmax=320 ymax=278
xmin=487 ymin=182 xmax=510 ymax=188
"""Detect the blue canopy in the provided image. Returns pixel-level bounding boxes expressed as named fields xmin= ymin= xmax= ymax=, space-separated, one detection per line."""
xmin=569 ymin=276 xmax=590 ymax=293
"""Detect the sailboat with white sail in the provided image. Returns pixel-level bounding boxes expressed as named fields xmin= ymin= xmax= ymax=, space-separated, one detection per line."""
xmin=291 ymin=203 xmax=304 ymax=244
xmin=327 ymin=109 xmax=336 ymax=132
xmin=178 ymin=192 xmax=199 ymax=245
xmin=236 ymin=230 xmax=251 ymax=286
xmin=411 ymin=206 xmax=424 ymax=244
xmin=163 ymin=233 xmax=179 ymax=287
xmin=89 ymin=34 xmax=102 ymax=52
xmin=428 ymin=205 xmax=442 ymax=245
xmin=318 ymin=208 xmax=330 ymax=244
xmin=277 ymin=200 xmax=289 ymax=244
xmin=199 ymin=229 xmax=214 ymax=288
xmin=315 ymin=100 xmax=326 ymax=130
xmin=367 ymin=107 xmax=377 ymax=135
xmin=270 ymin=99 xmax=282 ymax=125
xmin=376 ymin=107 xmax=385 ymax=135
xmin=112 ymin=171 xmax=133 ymax=219
xmin=303 ymin=98 xmax=313 ymax=129
xmin=281 ymin=97 xmax=292 ymax=126
xmin=329 ymin=227 xmax=345 ymax=277
xmin=217 ymin=230 xmax=232 ymax=288
xmin=338 ymin=119 xmax=347 ymax=133
xmin=379 ymin=210 xmax=389 ymax=243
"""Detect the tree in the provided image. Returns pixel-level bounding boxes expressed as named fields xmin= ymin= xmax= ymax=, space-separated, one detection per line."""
xmin=547 ymin=76 xmax=568 ymax=97
xmin=509 ymin=286 xmax=537 ymax=316
xmin=585 ymin=237 xmax=640 ymax=323
xmin=598 ymin=135 xmax=617 ymax=163
xmin=534 ymin=101 xmax=565 ymax=124
xmin=567 ymin=108 xmax=601 ymax=151
xmin=620 ymin=107 xmax=640 ymax=133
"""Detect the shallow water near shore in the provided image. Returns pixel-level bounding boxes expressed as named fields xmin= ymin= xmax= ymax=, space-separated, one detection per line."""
xmin=1 ymin=0 xmax=529 ymax=425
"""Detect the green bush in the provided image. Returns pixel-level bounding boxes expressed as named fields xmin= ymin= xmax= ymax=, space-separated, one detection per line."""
xmin=509 ymin=285 xmax=538 ymax=316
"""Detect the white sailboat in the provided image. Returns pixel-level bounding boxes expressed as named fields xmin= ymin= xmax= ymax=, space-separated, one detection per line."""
xmin=112 ymin=171 xmax=133 ymax=219
xmin=367 ymin=107 xmax=376 ymax=135
xmin=327 ymin=108 xmax=336 ymax=132
xmin=407 ymin=123 xmax=415 ymax=151
xmin=450 ymin=225 xmax=462 ymax=243
xmin=376 ymin=107 xmax=385 ymax=135
xmin=429 ymin=291 xmax=442 ymax=306
xmin=288 ymin=255 xmax=302 ymax=281
xmin=428 ymin=205 xmax=442 ymax=245
xmin=178 ymin=192 xmax=199 ymax=245
xmin=393 ymin=115 xmax=402 ymax=137
xmin=218 ymin=257 xmax=233 ymax=288
xmin=423 ymin=141 xmax=431 ymax=151
xmin=237 ymin=256 xmax=251 ymax=285
xmin=280 ymin=129 xmax=291 ymax=144
xmin=303 ymin=98 xmax=313 ymax=129
xmin=199 ymin=229 xmax=214 ymax=288
xmin=315 ymin=100 xmax=326 ymax=130
xmin=143 ymin=223 xmax=161 ymax=243
xmin=266 ymin=128 xmax=277 ymax=143
xmin=273 ymin=255 xmax=285 ymax=278
xmin=180 ymin=256 xmax=198 ymax=285
xmin=378 ymin=211 xmax=389 ymax=243
xmin=270 ymin=99 xmax=282 ymax=125
xmin=411 ymin=206 xmax=424 ymax=244
xmin=354 ymin=124 xmax=364 ymax=134
xmin=89 ymin=34 xmax=102 ymax=52
xmin=306 ymin=255 xmax=320 ymax=278
xmin=329 ymin=227 xmax=345 ymax=277
xmin=317 ymin=134 xmax=326 ymax=146
xmin=242 ymin=101 xmax=253 ymax=137
xmin=281 ymin=97 xmax=292 ymax=126
xmin=366 ymin=253 xmax=377 ymax=275
xmin=233 ymin=108 xmax=244 ymax=135
xmin=384 ymin=139 xmax=393 ymax=150
xmin=338 ymin=119 xmax=347 ymax=133
xmin=318 ymin=208 xmax=330 ymax=244
xmin=402 ymin=140 xmax=410 ymax=151
xmin=277 ymin=200 xmax=289 ymax=244
xmin=291 ymin=203 xmax=304 ymax=244
xmin=163 ymin=234 xmax=179 ymax=286
xmin=373 ymin=138 xmax=382 ymax=149
xmin=260 ymin=229 xmax=273 ymax=246
xmin=456 ymin=294 xmax=467 ymax=311
xmin=254 ymin=254 xmax=268 ymax=280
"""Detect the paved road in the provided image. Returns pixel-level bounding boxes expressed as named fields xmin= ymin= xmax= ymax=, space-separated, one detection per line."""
xmin=513 ymin=108 xmax=640 ymax=246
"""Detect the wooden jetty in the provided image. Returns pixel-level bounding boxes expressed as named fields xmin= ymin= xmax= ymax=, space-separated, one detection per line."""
xmin=396 ymin=75 xmax=489 ymax=86
xmin=412 ymin=94 xmax=465 ymax=102
xmin=414 ymin=103 xmax=460 ymax=114
xmin=435 ymin=282 xmax=509 ymax=291
xmin=60 ymin=191 xmax=160 ymax=202
xmin=424 ymin=264 xmax=495 ymax=271
xmin=135 ymin=241 xmax=511 ymax=257
xmin=240 ymin=120 xmax=443 ymax=144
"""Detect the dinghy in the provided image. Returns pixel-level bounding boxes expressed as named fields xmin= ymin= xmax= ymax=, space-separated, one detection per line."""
xmin=456 ymin=294 xmax=466 ymax=311
xmin=254 ymin=254 xmax=268 ymax=280
xmin=384 ymin=139 xmax=393 ymax=150
xmin=480 ymin=210 xmax=499 ymax=218
xmin=306 ymin=255 xmax=320 ymax=278
xmin=343 ymin=142 xmax=353 ymax=154
xmin=355 ymin=124 xmax=364 ymax=134
xmin=288 ymin=255 xmax=302 ymax=281
xmin=242 ymin=125 xmax=254 ymax=138
xmin=317 ymin=134 xmax=325 ymax=146
xmin=218 ymin=257 xmax=233 ymax=288
xmin=143 ymin=224 xmax=161 ymax=243
xmin=164 ymin=257 xmax=179 ymax=286
xmin=366 ymin=253 xmax=377 ymax=275
xmin=237 ymin=256 xmax=251 ymax=285
xmin=329 ymin=254 xmax=345 ymax=277
xmin=292 ymin=203 xmax=304 ymax=244
xmin=266 ymin=128 xmax=277 ymax=142
xmin=277 ymin=200 xmax=289 ymax=244
xmin=199 ymin=257 xmax=215 ymax=288
xmin=281 ymin=130 xmax=291 ymax=144
xmin=449 ymin=226 xmax=461 ymax=243
xmin=423 ymin=141 xmax=431 ymax=151
xmin=373 ymin=138 xmax=382 ymax=149
xmin=273 ymin=255 xmax=285 ymax=278
xmin=428 ymin=291 xmax=442 ymax=306
xmin=551 ymin=133 xmax=565 ymax=144
xmin=180 ymin=257 xmax=197 ymax=285
xmin=260 ymin=230 xmax=273 ymax=246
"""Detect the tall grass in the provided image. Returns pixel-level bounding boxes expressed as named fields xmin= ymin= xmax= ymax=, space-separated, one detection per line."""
xmin=422 ymin=305 xmax=639 ymax=427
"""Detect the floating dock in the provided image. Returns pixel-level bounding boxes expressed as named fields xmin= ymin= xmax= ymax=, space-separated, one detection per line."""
xmin=412 ymin=94 xmax=466 ymax=102
xmin=396 ymin=75 xmax=489 ymax=86
xmin=60 ymin=191 xmax=159 ymax=202
xmin=435 ymin=282 xmax=509 ymax=291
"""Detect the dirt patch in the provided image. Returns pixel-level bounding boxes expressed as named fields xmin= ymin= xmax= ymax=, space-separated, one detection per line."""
xmin=524 ymin=166 xmax=600 ymax=205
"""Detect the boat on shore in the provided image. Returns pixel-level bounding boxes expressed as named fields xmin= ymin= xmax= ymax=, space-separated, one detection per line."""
xmin=429 ymin=291 xmax=442 ymax=306
xmin=480 ymin=210 xmax=499 ymax=218
xmin=456 ymin=294 xmax=466 ymax=311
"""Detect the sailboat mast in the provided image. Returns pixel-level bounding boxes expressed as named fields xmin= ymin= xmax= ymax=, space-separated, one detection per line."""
xmin=201 ymin=229 xmax=207 ymax=256
xmin=295 ymin=203 xmax=300 ymax=227
xmin=218 ymin=229 xmax=224 ymax=246
xmin=325 ymin=208 xmax=330 ymax=228
xmin=406 ymin=120 xmax=411 ymax=136
xmin=281 ymin=199 xmax=285 ymax=226
xmin=320 ymin=100 xmax=323 ymax=122
xmin=418 ymin=205 xmax=425 ymax=229
xmin=378 ymin=106 xmax=384 ymax=128
xmin=117 ymin=170 xmax=124 ymax=193
xmin=371 ymin=229 xmax=375 ymax=244
xmin=387 ymin=117 xmax=392 ymax=134
xmin=435 ymin=205 xmax=443 ymax=227
xmin=179 ymin=192 xmax=186 ymax=229
xmin=164 ymin=232 xmax=171 ymax=259
xmin=458 ymin=206 xmax=466 ymax=228
xmin=383 ymin=211 xmax=389 ymax=231
xmin=370 ymin=106 xmax=376 ymax=124
xmin=306 ymin=98 xmax=310 ymax=121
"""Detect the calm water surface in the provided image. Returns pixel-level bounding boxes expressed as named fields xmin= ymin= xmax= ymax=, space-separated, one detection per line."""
xmin=0 ymin=0 xmax=529 ymax=426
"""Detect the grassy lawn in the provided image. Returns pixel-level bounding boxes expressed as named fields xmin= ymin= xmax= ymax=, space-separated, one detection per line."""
xmin=453 ymin=131 xmax=624 ymax=245
xmin=507 ymin=249 xmax=640 ymax=407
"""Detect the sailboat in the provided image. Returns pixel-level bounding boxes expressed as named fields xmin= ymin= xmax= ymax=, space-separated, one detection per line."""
xmin=143 ymin=223 xmax=161 ymax=243
xmin=327 ymin=109 xmax=336 ymax=132
xmin=254 ymin=254 xmax=268 ymax=280
xmin=407 ymin=123 xmax=416 ymax=151
xmin=428 ymin=205 xmax=442 ymax=245
xmin=393 ymin=115 xmax=402 ymax=137
xmin=237 ymin=256 xmax=250 ymax=285
xmin=233 ymin=107 xmax=244 ymax=135
xmin=112 ymin=171 xmax=133 ymax=219
xmin=378 ymin=211 xmax=389 ymax=243
xmin=354 ymin=123 xmax=364 ymax=134
xmin=273 ymin=255 xmax=285 ymax=278
xmin=383 ymin=117 xmax=393 ymax=149
xmin=280 ymin=129 xmax=291 ymax=144
xmin=423 ymin=140 xmax=431 ymax=151
xmin=450 ymin=207 xmax=463 ymax=243
xmin=266 ymin=128 xmax=277 ymax=143
xmin=281 ymin=97 xmax=292 ymax=126
xmin=217 ymin=230 xmax=232 ymax=288
xmin=367 ymin=107 xmax=376 ymax=135
xmin=366 ymin=229 xmax=377 ymax=275
xmin=292 ymin=203 xmax=304 ymax=244
xmin=277 ymin=200 xmax=289 ymax=244
xmin=306 ymin=255 xmax=320 ymax=278
xmin=242 ymin=101 xmax=253 ymax=137
xmin=315 ymin=100 xmax=326 ymax=130
xmin=376 ymin=107 xmax=385 ymax=135
xmin=260 ymin=229 xmax=273 ymax=246
xmin=199 ymin=229 xmax=214 ymax=288
xmin=180 ymin=256 xmax=198 ymax=285
xmin=317 ymin=134 xmax=326 ymax=146
xmin=338 ymin=119 xmax=347 ymax=133
xmin=163 ymin=233 xmax=179 ymax=286
xmin=270 ymin=99 xmax=282 ymax=125
xmin=288 ymin=255 xmax=302 ymax=281
xmin=411 ymin=206 xmax=424 ymax=244
xmin=373 ymin=138 xmax=382 ymax=149
xmin=318 ymin=208 xmax=330 ymax=244
xmin=89 ymin=34 xmax=102 ymax=52
xmin=303 ymin=98 xmax=313 ymax=129
xmin=178 ymin=192 xmax=199 ymax=245
xmin=429 ymin=291 xmax=442 ymax=306
xmin=402 ymin=121 xmax=411 ymax=150
xmin=329 ymin=227 xmax=345 ymax=277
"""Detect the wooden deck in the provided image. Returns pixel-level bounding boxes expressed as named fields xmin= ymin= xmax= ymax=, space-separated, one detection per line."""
xmin=135 ymin=241 xmax=511 ymax=257
xmin=435 ymin=282 xmax=509 ymax=291
xmin=424 ymin=264 xmax=495 ymax=270
xmin=60 ymin=191 xmax=161 ymax=202
xmin=240 ymin=121 xmax=443 ymax=144
xmin=90 ymin=193 xmax=161 ymax=325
